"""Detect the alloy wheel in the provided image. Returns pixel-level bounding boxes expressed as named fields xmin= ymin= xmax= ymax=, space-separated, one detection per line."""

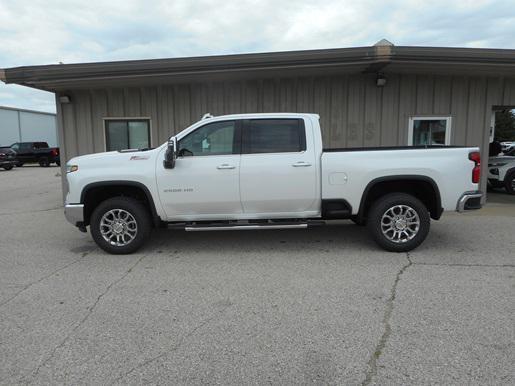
xmin=100 ymin=209 xmax=138 ymax=246
xmin=380 ymin=204 xmax=420 ymax=243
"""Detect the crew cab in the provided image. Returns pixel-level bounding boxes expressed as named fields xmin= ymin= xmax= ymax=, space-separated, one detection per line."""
xmin=64 ymin=113 xmax=483 ymax=254
xmin=10 ymin=142 xmax=60 ymax=167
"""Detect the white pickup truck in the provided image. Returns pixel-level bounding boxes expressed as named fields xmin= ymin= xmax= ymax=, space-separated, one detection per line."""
xmin=64 ymin=113 xmax=483 ymax=254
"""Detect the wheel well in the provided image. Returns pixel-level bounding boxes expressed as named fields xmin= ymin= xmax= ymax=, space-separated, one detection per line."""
xmin=82 ymin=183 xmax=159 ymax=227
xmin=358 ymin=178 xmax=442 ymax=222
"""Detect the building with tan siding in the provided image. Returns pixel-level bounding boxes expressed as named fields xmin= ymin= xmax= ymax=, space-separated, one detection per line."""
xmin=2 ymin=40 xmax=515 ymax=196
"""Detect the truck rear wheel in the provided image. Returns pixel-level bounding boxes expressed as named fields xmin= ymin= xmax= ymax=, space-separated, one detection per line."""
xmin=39 ymin=157 xmax=50 ymax=167
xmin=90 ymin=197 xmax=151 ymax=254
xmin=367 ymin=193 xmax=430 ymax=252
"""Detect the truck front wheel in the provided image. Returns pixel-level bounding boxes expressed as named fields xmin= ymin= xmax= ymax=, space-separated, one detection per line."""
xmin=367 ymin=193 xmax=430 ymax=252
xmin=90 ymin=197 xmax=151 ymax=254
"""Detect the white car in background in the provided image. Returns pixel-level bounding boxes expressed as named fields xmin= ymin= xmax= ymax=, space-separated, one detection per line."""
xmin=488 ymin=155 xmax=515 ymax=194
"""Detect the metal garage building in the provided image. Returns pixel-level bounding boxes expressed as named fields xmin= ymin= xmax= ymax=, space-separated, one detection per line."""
xmin=2 ymin=41 xmax=515 ymax=196
xmin=0 ymin=106 xmax=57 ymax=148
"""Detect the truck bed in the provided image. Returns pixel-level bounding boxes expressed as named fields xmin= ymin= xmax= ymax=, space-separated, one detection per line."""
xmin=321 ymin=146 xmax=479 ymax=214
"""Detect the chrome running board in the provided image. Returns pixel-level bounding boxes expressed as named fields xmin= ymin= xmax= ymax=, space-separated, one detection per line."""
xmin=185 ymin=223 xmax=308 ymax=232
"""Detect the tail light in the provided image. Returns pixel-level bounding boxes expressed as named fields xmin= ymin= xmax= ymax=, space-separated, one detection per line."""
xmin=51 ymin=149 xmax=58 ymax=157
xmin=469 ymin=151 xmax=481 ymax=183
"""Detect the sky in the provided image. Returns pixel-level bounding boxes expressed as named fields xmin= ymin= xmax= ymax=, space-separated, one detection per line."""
xmin=1 ymin=0 xmax=515 ymax=113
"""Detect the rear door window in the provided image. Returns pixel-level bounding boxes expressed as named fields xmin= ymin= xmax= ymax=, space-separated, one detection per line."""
xmin=243 ymin=119 xmax=306 ymax=154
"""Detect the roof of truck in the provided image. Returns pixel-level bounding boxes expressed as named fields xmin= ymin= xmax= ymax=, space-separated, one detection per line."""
xmin=200 ymin=112 xmax=320 ymax=120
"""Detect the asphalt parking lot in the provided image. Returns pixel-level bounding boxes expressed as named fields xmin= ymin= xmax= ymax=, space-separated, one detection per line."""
xmin=1 ymin=166 xmax=514 ymax=385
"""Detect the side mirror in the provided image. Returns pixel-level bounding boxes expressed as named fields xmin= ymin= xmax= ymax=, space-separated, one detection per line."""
xmin=163 ymin=137 xmax=177 ymax=169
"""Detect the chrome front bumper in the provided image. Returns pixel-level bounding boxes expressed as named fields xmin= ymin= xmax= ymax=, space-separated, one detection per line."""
xmin=456 ymin=191 xmax=483 ymax=212
xmin=64 ymin=203 xmax=84 ymax=226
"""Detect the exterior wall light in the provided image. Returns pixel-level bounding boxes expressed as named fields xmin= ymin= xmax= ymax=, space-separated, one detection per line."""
xmin=376 ymin=74 xmax=387 ymax=87
xmin=59 ymin=95 xmax=71 ymax=104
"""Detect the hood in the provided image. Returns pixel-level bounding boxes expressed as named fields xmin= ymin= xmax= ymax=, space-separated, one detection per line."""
xmin=67 ymin=147 xmax=163 ymax=167
xmin=0 ymin=148 xmax=15 ymax=154
xmin=68 ymin=151 xmax=119 ymax=164
xmin=488 ymin=155 xmax=515 ymax=164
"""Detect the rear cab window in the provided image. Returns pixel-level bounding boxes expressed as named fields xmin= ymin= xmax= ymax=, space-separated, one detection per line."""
xmin=243 ymin=119 xmax=306 ymax=154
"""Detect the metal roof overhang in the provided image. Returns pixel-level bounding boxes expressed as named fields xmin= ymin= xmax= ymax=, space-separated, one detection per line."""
xmin=2 ymin=45 xmax=515 ymax=91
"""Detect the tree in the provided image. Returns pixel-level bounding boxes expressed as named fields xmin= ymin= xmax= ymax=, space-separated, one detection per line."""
xmin=494 ymin=109 xmax=515 ymax=142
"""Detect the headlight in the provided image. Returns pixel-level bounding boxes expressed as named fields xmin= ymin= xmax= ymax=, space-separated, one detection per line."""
xmin=66 ymin=164 xmax=79 ymax=173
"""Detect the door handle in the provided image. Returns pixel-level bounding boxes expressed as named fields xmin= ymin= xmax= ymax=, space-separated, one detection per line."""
xmin=292 ymin=161 xmax=312 ymax=167
xmin=217 ymin=164 xmax=236 ymax=170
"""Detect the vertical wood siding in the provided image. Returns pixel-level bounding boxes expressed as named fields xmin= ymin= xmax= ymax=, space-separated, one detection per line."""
xmin=58 ymin=74 xmax=515 ymax=197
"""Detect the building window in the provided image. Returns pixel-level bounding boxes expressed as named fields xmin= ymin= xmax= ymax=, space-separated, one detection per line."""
xmin=408 ymin=117 xmax=452 ymax=146
xmin=105 ymin=119 xmax=151 ymax=151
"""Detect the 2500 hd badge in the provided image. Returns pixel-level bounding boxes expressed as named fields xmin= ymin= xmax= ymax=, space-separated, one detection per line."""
xmin=164 ymin=188 xmax=194 ymax=193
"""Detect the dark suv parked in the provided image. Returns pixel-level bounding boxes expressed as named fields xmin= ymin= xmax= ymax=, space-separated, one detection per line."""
xmin=0 ymin=147 xmax=17 ymax=170
xmin=10 ymin=142 xmax=60 ymax=167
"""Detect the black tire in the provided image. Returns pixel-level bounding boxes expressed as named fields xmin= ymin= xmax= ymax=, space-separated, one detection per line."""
xmin=3 ymin=165 xmax=14 ymax=170
xmin=90 ymin=197 xmax=152 ymax=254
xmin=504 ymin=170 xmax=515 ymax=195
xmin=367 ymin=193 xmax=430 ymax=252
xmin=56 ymin=160 xmax=61 ymax=167
xmin=488 ymin=179 xmax=503 ymax=189
xmin=39 ymin=157 xmax=50 ymax=167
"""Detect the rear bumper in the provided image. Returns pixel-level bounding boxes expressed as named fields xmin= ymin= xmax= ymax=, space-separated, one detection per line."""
xmin=64 ymin=204 xmax=84 ymax=226
xmin=456 ymin=191 xmax=483 ymax=212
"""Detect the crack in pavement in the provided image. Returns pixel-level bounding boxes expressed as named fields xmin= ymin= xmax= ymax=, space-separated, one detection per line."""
xmin=24 ymin=251 xmax=151 ymax=384
xmin=0 ymin=207 xmax=62 ymax=216
xmin=412 ymin=262 xmax=515 ymax=268
xmin=0 ymin=252 xmax=90 ymax=309
xmin=109 ymin=300 xmax=233 ymax=385
xmin=361 ymin=252 xmax=412 ymax=386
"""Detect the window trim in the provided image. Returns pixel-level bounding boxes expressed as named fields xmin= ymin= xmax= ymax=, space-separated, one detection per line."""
xmin=408 ymin=116 xmax=452 ymax=146
xmin=177 ymin=119 xmax=242 ymax=157
xmin=241 ymin=118 xmax=307 ymax=155
xmin=103 ymin=117 xmax=152 ymax=151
